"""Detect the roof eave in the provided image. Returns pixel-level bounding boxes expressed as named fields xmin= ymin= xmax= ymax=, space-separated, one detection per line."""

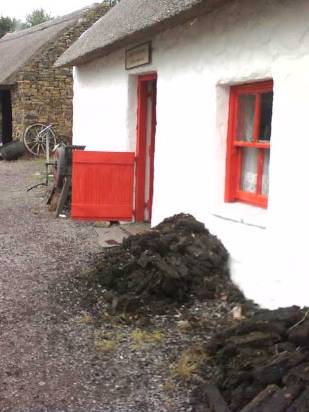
xmin=56 ymin=0 xmax=229 ymax=68
xmin=0 ymin=83 xmax=16 ymax=89
xmin=0 ymin=73 xmax=18 ymax=87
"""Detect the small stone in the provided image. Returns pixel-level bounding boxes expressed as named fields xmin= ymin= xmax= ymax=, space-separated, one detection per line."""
xmin=232 ymin=304 xmax=244 ymax=320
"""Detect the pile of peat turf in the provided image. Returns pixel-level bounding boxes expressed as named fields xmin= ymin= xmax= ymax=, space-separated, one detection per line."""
xmin=93 ymin=214 xmax=244 ymax=308
xmin=199 ymin=306 xmax=309 ymax=411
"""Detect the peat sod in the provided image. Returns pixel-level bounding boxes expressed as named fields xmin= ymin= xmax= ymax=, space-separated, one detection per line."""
xmin=91 ymin=214 xmax=244 ymax=310
xmin=193 ymin=306 xmax=309 ymax=411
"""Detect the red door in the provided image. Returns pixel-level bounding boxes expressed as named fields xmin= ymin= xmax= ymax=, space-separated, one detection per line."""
xmin=71 ymin=73 xmax=157 ymax=222
xmin=135 ymin=74 xmax=157 ymax=222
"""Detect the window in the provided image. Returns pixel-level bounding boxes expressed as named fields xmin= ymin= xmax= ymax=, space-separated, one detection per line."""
xmin=225 ymin=80 xmax=273 ymax=208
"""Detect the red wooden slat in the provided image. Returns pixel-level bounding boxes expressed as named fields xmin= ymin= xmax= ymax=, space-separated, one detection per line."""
xmin=148 ymin=80 xmax=157 ymax=221
xmin=72 ymin=151 xmax=135 ymax=221
xmin=236 ymin=190 xmax=268 ymax=208
xmin=135 ymin=73 xmax=157 ymax=222
xmin=73 ymin=151 xmax=134 ymax=165
xmin=234 ymin=141 xmax=270 ymax=149
xmin=233 ymin=80 xmax=273 ymax=95
xmin=135 ymin=77 xmax=148 ymax=222
xmin=225 ymin=87 xmax=238 ymax=202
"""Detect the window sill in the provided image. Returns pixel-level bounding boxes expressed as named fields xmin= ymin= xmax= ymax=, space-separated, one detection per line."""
xmin=212 ymin=202 xmax=267 ymax=229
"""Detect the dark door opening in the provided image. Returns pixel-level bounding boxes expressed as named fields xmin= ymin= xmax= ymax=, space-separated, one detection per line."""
xmin=0 ymin=90 xmax=13 ymax=145
xmin=135 ymin=74 xmax=157 ymax=222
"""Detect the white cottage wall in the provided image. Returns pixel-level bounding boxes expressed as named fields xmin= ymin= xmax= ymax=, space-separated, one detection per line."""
xmin=73 ymin=50 xmax=129 ymax=152
xmin=72 ymin=0 xmax=309 ymax=308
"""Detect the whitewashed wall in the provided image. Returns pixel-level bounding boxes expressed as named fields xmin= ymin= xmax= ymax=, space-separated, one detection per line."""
xmin=72 ymin=0 xmax=309 ymax=309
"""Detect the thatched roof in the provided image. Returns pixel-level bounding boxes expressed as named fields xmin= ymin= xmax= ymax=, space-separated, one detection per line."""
xmin=56 ymin=0 xmax=227 ymax=67
xmin=0 ymin=4 xmax=98 ymax=86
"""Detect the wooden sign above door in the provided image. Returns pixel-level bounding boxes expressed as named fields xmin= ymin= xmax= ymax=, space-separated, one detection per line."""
xmin=125 ymin=42 xmax=152 ymax=70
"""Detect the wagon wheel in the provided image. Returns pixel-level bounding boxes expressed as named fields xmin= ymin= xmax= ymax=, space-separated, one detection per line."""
xmin=23 ymin=124 xmax=56 ymax=156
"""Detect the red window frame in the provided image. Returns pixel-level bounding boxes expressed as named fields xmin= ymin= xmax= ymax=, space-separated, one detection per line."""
xmin=225 ymin=80 xmax=273 ymax=208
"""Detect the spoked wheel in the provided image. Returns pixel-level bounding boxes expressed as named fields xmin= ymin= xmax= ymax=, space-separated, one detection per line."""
xmin=23 ymin=123 xmax=56 ymax=156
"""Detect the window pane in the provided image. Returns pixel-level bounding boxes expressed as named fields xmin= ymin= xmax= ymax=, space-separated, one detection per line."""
xmin=236 ymin=94 xmax=255 ymax=141
xmin=259 ymin=92 xmax=273 ymax=141
xmin=240 ymin=148 xmax=258 ymax=193
xmin=262 ymin=150 xmax=270 ymax=196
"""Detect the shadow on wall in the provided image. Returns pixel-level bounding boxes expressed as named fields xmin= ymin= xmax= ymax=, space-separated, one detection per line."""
xmin=0 ymin=90 xmax=12 ymax=145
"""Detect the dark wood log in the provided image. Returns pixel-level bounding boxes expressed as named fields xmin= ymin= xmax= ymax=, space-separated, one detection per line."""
xmin=261 ymin=384 xmax=303 ymax=412
xmin=253 ymin=351 xmax=307 ymax=385
xmin=55 ymin=175 xmax=71 ymax=217
xmin=239 ymin=385 xmax=279 ymax=412
xmin=284 ymin=362 xmax=309 ymax=385
xmin=203 ymin=381 xmax=231 ymax=412
xmin=192 ymin=405 xmax=211 ymax=412
xmin=287 ymin=387 xmax=309 ymax=412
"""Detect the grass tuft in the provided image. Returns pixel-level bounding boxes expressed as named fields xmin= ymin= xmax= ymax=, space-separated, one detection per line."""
xmin=171 ymin=344 xmax=207 ymax=382
xmin=94 ymin=330 xmax=122 ymax=353
xmin=131 ymin=329 xmax=163 ymax=349
xmin=76 ymin=312 xmax=93 ymax=325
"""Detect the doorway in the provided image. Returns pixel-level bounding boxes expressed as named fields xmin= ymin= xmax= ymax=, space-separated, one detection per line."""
xmin=135 ymin=74 xmax=157 ymax=222
xmin=0 ymin=90 xmax=12 ymax=145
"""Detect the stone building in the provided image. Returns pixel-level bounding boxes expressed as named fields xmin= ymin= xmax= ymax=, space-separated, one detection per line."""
xmin=0 ymin=3 xmax=109 ymax=145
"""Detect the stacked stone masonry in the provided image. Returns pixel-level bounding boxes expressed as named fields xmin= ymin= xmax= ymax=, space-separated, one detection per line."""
xmin=12 ymin=3 xmax=110 ymax=141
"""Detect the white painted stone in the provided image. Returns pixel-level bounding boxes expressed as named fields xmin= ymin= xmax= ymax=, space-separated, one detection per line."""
xmin=72 ymin=0 xmax=309 ymax=309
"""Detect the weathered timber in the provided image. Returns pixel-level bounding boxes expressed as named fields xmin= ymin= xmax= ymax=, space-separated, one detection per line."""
xmin=203 ymin=381 xmax=231 ymax=412
xmin=287 ymin=387 xmax=309 ymax=412
xmin=253 ymin=351 xmax=308 ymax=385
xmin=261 ymin=384 xmax=303 ymax=412
xmin=288 ymin=319 xmax=309 ymax=347
xmin=239 ymin=384 xmax=279 ymax=412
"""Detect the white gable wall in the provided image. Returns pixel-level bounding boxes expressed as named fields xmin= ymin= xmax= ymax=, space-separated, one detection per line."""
xmin=72 ymin=0 xmax=309 ymax=309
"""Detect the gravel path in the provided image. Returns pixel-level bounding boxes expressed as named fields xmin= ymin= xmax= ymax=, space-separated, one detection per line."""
xmin=0 ymin=159 xmax=233 ymax=412
xmin=0 ymin=159 xmax=102 ymax=411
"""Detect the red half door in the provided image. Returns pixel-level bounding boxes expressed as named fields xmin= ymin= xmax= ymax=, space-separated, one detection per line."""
xmin=71 ymin=151 xmax=135 ymax=221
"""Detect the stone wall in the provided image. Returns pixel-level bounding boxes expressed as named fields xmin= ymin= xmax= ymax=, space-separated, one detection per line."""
xmin=11 ymin=86 xmax=21 ymax=139
xmin=12 ymin=3 xmax=110 ymax=141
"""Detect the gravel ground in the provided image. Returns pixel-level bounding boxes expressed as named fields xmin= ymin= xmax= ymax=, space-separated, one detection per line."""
xmin=0 ymin=158 xmax=234 ymax=412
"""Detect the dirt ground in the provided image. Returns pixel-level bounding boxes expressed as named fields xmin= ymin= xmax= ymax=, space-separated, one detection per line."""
xmin=0 ymin=158 xmax=234 ymax=412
